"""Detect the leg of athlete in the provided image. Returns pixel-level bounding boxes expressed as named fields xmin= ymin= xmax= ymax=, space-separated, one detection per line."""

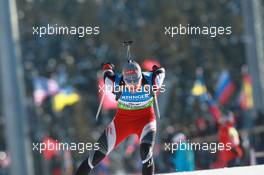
xmin=75 ymin=121 xmax=116 ymax=175
xmin=139 ymin=122 xmax=156 ymax=175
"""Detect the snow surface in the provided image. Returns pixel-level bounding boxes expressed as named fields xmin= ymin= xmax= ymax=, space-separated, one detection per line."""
xmin=157 ymin=165 xmax=264 ymax=175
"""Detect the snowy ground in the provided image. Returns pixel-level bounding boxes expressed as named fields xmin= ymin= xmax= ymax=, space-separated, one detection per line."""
xmin=157 ymin=165 xmax=264 ymax=175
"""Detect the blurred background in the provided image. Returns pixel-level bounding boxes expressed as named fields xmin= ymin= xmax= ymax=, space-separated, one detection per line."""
xmin=0 ymin=0 xmax=264 ymax=174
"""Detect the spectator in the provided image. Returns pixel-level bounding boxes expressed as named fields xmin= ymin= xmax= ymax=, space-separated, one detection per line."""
xmin=171 ymin=133 xmax=195 ymax=172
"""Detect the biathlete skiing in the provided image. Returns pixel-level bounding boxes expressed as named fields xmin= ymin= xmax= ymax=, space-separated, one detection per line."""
xmin=75 ymin=41 xmax=165 ymax=175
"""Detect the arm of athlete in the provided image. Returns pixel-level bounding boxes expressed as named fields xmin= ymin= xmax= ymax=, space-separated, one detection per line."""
xmin=102 ymin=63 xmax=116 ymax=93
xmin=152 ymin=65 xmax=165 ymax=91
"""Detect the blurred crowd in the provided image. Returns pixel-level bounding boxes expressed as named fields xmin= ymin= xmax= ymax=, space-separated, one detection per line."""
xmin=1 ymin=0 xmax=264 ymax=174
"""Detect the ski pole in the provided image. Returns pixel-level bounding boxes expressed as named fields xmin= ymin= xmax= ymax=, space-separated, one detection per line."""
xmin=95 ymin=92 xmax=105 ymax=121
xmin=154 ymin=93 xmax=161 ymax=119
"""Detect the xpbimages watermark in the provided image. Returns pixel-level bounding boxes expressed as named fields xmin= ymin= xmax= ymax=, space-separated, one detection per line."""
xmin=32 ymin=24 xmax=100 ymax=37
xmin=164 ymin=24 xmax=232 ymax=38
xmin=98 ymin=83 xmax=166 ymax=95
xmin=32 ymin=141 xmax=99 ymax=154
xmin=164 ymin=140 xmax=232 ymax=154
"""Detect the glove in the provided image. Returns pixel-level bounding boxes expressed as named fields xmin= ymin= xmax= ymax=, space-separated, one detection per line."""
xmin=102 ymin=63 xmax=115 ymax=79
xmin=102 ymin=62 xmax=114 ymax=71
xmin=152 ymin=65 xmax=164 ymax=75
xmin=152 ymin=65 xmax=159 ymax=72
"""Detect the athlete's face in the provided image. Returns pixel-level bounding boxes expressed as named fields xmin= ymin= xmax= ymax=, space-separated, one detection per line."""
xmin=124 ymin=77 xmax=142 ymax=92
